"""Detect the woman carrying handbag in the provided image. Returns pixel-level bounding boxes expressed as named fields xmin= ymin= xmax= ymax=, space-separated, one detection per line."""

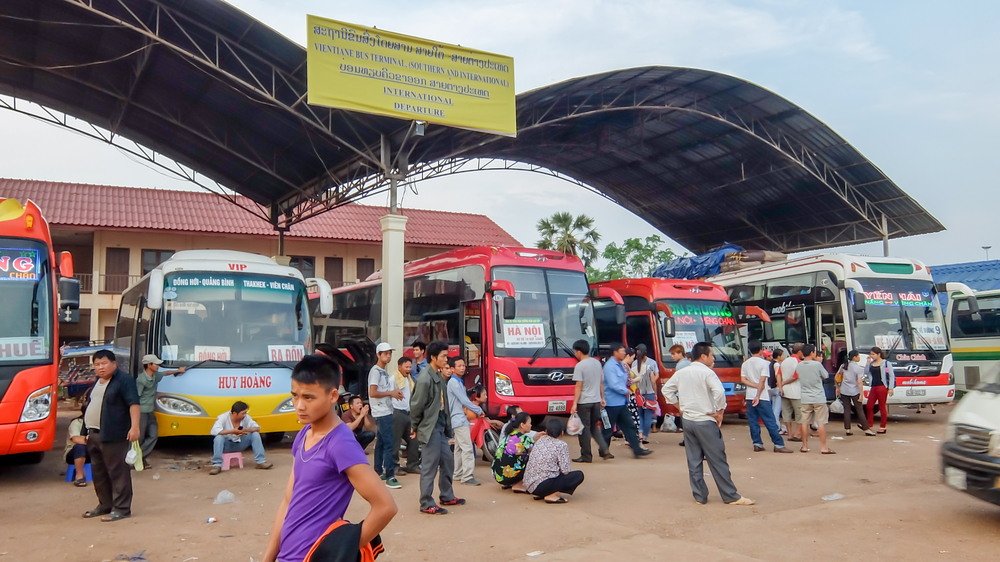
xmin=631 ymin=344 xmax=658 ymax=444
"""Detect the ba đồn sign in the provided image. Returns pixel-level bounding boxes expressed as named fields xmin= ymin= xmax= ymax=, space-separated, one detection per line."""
xmin=306 ymin=15 xmax=516 ymax=137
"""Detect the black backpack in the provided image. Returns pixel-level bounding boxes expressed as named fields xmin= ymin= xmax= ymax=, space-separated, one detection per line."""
xmin=767 ymin=361 xmax=778 ymax=389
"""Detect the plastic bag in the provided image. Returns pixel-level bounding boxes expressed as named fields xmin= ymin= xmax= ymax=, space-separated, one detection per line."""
xmin=661 ymin=414 xmax=678 ymax=433
xmin=566 ymin=413 xmax=583 ymax=436
xmin=829 ymin=399 xmax=844 ymax=415
xmin=126 ymin=441 xmax=144 ymax=471
xmin=599 ymin=408 xmax=611 ymax=430
xmin=213 ymin=490 xmax=236 ymax=505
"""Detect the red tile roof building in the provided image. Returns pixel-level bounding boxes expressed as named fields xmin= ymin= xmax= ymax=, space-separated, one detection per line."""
xmin=0 ymin=179 xmax=518 ymax=247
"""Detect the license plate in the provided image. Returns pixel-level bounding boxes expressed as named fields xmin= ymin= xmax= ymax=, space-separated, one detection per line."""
xmin=547 ymin=400 xmax=567 ymax=413
xmin=945 ymin=467 xmax=967 ymax=491
xmin=906 ymin=388 xmax=927 ymax=397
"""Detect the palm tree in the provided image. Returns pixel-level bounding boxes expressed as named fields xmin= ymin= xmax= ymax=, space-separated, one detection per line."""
xmin=535 ymin=212 xmax=601 ymax=266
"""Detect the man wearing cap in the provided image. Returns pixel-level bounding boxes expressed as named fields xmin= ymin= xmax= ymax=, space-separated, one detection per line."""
xmin=370 ymin=342 xmax=404 ymax=489
xmin=135 ymin=355 xmax=186 ymax=461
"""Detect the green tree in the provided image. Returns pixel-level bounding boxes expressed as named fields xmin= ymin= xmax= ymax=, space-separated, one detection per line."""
xmin=535 ymin=212 xmax=601 ymax=266
xmin=598 ymin=235 xmax=680 ymax=280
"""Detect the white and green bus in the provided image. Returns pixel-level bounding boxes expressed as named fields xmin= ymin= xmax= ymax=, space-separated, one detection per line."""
xmin=945 ymin=288 xmax=1000 ymax=394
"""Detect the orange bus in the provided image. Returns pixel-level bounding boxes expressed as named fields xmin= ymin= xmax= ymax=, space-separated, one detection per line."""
xmin=0 ymin=198 xmax=79 ymax=462
xmin=590 ymin=278 xmax=769 ymax=415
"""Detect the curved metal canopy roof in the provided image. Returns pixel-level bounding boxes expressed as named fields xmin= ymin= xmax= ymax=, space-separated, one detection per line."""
xmin=0 ymin=0 xmax=943 ymax=253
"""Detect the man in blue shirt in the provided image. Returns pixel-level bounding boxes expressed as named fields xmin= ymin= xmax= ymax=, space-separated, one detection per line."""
xmin=410 ymin=341 xmax=428 ymax=381
xmin=602 ymin=343 xmax=652 ymax=459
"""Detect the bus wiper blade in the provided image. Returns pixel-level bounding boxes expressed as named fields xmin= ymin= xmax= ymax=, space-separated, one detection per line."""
xmin=528 ymin=335 xmax=554 ymax=365
xmin=555 ymin=337 xmax=576 ymax=360
xmin=189 ymin=359 xmax=289 ymax=369
xmin=909 ymin=322 xmax=939 ymax=358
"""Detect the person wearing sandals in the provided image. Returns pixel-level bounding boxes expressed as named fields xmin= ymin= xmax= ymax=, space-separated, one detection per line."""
xmin=491 ymin=412 xmax=535 ymax=493
xmin=837 ymin=350 xmax=876 ymax=436
xmin=795 ymin=344 xmax=835 ymax=454
xmin=864 ymin=347 xmax=895 ymax=434
xmin=523 ymin=419 xmax=585 ymax=504
xmin=65 ymin=400 xmax=91 ymax=488
xmin=767 ymin=348 xmax=786 ymax=435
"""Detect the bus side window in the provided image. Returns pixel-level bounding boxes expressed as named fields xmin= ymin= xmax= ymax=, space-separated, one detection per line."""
xmin=134 ymin=298 xmax=152 ymax=376
xmin=625 ymin=315 xmax=655 ymax=354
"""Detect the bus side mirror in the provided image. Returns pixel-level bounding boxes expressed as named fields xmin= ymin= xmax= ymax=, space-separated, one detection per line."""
xmin=146 ymin=269 xmax=164 ymax=310
xmin=852 ymin=296 xmax=867 ymax=321
xmin=306 ymin=278 xmax=334 ymax=315
xmin=763 ymin=322 xmax=775 ymax=341
xmin=616 ymin=304 xmax=626 ymax=325
xmin=502 ymin=296 xmax=516 ymax=320
xmin=58 ymin=251 xmax=74 ymax=278
xmin=58 ymin=277 xmax=80 ymax=323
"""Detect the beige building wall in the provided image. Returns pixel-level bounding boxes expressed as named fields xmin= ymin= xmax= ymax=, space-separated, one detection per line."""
xmin=72 ymin=228 xmax=446 ymax=343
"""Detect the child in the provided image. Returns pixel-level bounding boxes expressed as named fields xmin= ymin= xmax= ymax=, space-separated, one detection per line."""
xmin=263 ymin=355 xmax=398 ymax=562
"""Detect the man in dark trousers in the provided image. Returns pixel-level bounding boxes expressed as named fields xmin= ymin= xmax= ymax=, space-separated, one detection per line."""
xmin=409 ymin=341 xmax=463 ymax=514
xmin=83 ymin=349 xmax=141 ymax=522
xmin=662 ymin=342 xmax=754 ymax=506
xmin=569 ymin=339 xmax=610 ymax=462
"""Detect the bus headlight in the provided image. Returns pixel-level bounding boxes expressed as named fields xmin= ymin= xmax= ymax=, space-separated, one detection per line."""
xmin=20 ymin=386 xmax=52 ymax=422
xmin=494 ymin=372 xmax=514 ymax=396
xmin=274 ymin=397 xmax=295 ymax=414
xmin=734 ymin=383 xmax=747 ymax=394
xmin=156 ymin=395 xmax=206 ymax=416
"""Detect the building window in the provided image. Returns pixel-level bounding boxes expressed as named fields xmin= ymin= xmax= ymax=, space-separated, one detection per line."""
xmin=290 ymin=256 xmax=315 ymax=279
xmin=325 ymin=257 xmax=344 ymax=287
xmin=357 ymin=258 xmax=375 ymax=282
xmin=142 ymin=249 xmax=174 ymax=275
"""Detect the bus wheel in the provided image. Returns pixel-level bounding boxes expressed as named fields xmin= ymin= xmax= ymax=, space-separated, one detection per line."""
xmin=264 ymin=432 xmax=285 ymax=445
xmin=737 ymin=412 xmax=748 ymax=420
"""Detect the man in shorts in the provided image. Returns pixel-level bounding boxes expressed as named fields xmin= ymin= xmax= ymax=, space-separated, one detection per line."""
xmin=780 ymin=343 xmax=804 ymax=441
xmin=795 ymin=344 xmax=834 ymax=454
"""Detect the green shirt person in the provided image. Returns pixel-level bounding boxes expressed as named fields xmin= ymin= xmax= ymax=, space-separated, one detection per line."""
xmin=135 ymin=354 xmax=185 ymax=459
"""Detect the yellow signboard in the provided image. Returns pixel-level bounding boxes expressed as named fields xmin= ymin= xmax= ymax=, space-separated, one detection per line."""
xmin=306 ymin=15 xmax=516 ymax=137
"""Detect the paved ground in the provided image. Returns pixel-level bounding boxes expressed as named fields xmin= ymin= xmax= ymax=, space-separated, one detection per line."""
xmin=1 ymin=403 xmax=998 ymax=561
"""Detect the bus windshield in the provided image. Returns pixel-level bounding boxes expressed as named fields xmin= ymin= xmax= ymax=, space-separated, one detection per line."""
xmin=161 ymin=272 xmax=310 ymax=365
xmin=0 ymin=240 xmax=52 ymax=365
xmin=492 ymin=267 xmax=596 ymax=359
xmin=853 ymin=278 xmax=947 ymax=353
xmin=658 ymin=298 xmax=743 ymax=365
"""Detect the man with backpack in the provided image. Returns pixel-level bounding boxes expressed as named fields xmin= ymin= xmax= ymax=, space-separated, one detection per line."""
xmin=741 ymin=341 xmax=790 ymax=453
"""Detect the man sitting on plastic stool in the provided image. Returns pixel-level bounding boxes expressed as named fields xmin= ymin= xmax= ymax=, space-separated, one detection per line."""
xmin=209 ymin=401 xmax=274 ymax=475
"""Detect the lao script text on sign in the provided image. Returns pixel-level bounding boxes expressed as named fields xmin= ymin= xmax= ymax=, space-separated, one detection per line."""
xmin=306 ymin=15 xmax=516 ymax=137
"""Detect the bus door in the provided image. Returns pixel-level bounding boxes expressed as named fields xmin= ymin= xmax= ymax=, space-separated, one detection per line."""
xmin=625 ymin=312 xmax=656 ymax=355
xmin=463 ymin=301 xmax=483 ymax=389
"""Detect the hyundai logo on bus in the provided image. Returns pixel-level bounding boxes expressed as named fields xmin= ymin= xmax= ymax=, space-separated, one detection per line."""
xmin=548 ymin=371 xmax=565 ymax=382
xmin=904 ymin=364 xmax=921 ymax=374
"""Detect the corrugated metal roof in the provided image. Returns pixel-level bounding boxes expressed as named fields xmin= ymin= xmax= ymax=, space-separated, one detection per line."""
xmin=0 ymin=179 xmax=519 ymax=247
xmin=932 ymin=260 xmax=1000 ymax=293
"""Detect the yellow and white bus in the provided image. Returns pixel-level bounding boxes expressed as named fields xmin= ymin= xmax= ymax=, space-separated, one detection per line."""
xmin=710 ymin=253 xmax=978 ymax=406
xmin=115 ymin=250 xmax=332 ymax=438
xmin=945 ymin=288 xmax=1000 ymax=394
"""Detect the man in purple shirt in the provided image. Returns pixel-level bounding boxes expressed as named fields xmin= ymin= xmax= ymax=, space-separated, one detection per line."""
xmin=263 ymin=355 xmax=398 ymax=562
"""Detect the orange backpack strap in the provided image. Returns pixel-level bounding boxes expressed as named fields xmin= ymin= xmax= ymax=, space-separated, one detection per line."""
xmin=302 ymin=519 xmax=348 ymax=562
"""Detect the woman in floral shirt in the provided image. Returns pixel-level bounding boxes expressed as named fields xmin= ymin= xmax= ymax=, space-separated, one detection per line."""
xmin=523 ymin=419 xmax=585 ymax=504
xmin=491 ymin=412 xmax=534 ymax=492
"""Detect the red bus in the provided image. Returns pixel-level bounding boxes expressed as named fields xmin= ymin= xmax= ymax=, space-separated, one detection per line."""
xmin=590 ymin=278 xmax=769 ymax=415
xmin=0 ymin=198 xmax=79 ymax=462
xmin=312 ymin=246 xmax=622 ymax=421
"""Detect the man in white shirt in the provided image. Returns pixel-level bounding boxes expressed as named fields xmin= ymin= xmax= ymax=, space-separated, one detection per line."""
xmin=369 ymin=342 xmax=404 ymax=489
xmin=662 ymin=342 xmax=754 ymax=506
xmin=780 ymin=343 xmax=805 ymax=442
xmin=209 ymin=401 xmax=272 ymax=475
xmin=741 ymin=341 xmax=790 ymax=453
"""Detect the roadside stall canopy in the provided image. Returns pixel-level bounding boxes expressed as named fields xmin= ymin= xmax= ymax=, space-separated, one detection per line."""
xmin=0 ymin=0 xmax=943 ymax=253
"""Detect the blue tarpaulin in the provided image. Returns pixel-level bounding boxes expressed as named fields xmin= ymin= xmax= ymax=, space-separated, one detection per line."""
xmin=652 ymin=243 xmax=744 ymax=280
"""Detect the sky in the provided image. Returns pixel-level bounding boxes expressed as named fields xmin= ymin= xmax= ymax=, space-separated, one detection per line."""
xmin=1 ymin=0 xmax=998 ymax=267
